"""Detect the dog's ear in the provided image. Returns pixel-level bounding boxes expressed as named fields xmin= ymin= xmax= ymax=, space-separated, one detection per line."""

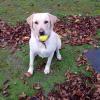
xmin=48 ymin=13 xmax=59 ymax=28
xmin=26 ymin=13 xmax=35 ymax=28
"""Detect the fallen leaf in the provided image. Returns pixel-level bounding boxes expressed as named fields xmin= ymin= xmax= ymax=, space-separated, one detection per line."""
xmin=32 ymin=82 xmax=42 ymax=90
xmin=18 ymin=92 xmax=27 ymax=100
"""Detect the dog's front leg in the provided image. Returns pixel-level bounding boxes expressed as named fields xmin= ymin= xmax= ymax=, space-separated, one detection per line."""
xmin=44 ymin=52 xmax=54 ymax=74
xmin=28 ymin=50 xmax=35 ymax=75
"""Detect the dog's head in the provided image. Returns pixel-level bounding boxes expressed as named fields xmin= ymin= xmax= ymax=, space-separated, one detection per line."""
xmin=27 ymin=13 xmax=59 ymax=38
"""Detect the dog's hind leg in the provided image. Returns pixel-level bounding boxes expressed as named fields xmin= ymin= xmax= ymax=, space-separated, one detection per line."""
xmin=56 ymin=49 xmax=62 ymax=60
xmin=56 ymin=35 xmax=62 ymax=60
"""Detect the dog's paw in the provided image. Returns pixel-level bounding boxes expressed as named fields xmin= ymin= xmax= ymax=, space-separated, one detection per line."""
xmin=44 ymin=67 xmax=50 ymax=74
xmin=28 ymin=67 xmax=33 ymax=75
xmin=57 ymin=54 xmax=62 ymax=61
xmin=24 ymin=72 xmax=32 ymax=78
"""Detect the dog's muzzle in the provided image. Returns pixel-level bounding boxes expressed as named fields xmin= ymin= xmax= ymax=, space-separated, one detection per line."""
xmin=39 ymin=28 xmax=45 ymax=36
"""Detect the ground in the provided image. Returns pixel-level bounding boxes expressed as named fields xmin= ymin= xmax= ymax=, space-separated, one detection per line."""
xmin=0 ymin=0 xmax=100 ymax=100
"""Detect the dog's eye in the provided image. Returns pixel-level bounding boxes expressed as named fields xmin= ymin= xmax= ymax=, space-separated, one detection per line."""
xmin=35 ymin=21 xmax=38 ymax=24
xmin=44 ymin=21 xmax=48 ymax=24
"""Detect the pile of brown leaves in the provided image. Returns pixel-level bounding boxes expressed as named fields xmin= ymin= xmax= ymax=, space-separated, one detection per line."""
xmin=18 ymin=72 xmax=99 ymax=100
xmin=0 ymin=79 xmax=10 ymax=97
xmin=55 ymin=15 xmax=100 ymax=46
xmin=76 ymin=51 xmax=96 ymax=74
xmin=76 ymin=54 xmax=88 ymax=67
xmin=47 ymin=72 xmax=99 ymax=100
xmin=0 ymin=20 xmax=30 ymax=48
xmin=0 ymin=16 xmax=100 ymax=48
xmin=19 ymin=90 xmax=45 ymax=100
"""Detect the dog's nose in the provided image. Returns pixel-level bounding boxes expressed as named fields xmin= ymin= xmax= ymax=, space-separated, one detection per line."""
xmin=39 ymin=29 xmax=45 ymax=35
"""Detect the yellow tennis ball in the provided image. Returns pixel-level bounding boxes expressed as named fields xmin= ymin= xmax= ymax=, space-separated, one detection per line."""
xmin=39 ymin=35 xmax=48 ymax=42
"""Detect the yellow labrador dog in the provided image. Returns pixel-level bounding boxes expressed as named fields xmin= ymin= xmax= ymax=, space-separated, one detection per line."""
xmin=25 ymin=13 xmax=62 ymax=77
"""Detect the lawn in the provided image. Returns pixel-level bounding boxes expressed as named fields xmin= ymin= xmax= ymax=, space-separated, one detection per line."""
xmin=0 ymin=0 xmax=100 ymax=100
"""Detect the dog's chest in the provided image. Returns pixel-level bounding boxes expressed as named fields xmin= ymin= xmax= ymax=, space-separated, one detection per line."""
xmin=37 ymin=42 xmax=51 ymax=58
xmin=30 ymin=34 xmax=56 ymax=58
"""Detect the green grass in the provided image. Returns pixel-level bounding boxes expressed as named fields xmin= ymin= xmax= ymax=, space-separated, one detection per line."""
xmin=0 ymin=0 xmax=100 ymax=99
xmin=0 ymin=44 xmax=93 ymax=100
xmin=0 ymin=0 xmax=100 ymax=25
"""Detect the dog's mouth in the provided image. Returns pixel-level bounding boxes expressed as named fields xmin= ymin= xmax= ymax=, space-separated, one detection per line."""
xmin=39 ymin=34 xmax=49 ymax=42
